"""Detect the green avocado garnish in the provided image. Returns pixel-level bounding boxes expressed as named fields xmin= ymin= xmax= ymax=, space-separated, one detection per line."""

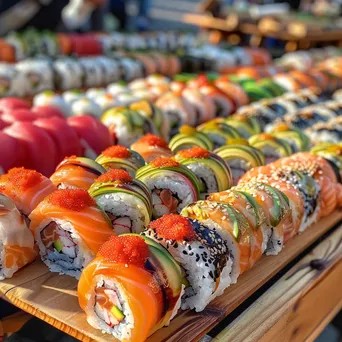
xmin=53 ymin=239 xmax=63 ymax=253
xmin=110 ymin=306 xmax=125 ymax=321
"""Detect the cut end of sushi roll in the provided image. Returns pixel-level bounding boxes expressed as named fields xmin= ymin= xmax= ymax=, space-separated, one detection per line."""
xmin=145 ymin=214 xmax=232 ymax=312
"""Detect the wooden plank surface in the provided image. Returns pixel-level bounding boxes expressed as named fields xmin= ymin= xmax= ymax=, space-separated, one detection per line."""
xmin=215 ymin=224 xmax=342 ymax=342
xmin=0 ymin=210 xmax=341 ymax=342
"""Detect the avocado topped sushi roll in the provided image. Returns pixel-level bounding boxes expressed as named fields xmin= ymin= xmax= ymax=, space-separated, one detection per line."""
xmin=270 ymin=124 xmax=311 ymax=152
xmin=129 ymin=100 xmax=170 ymax=140
xmin=101 ymin=107 xmax=158 ymax=147
xmin=215 ymin=143 xmax=265 ymax=185
xmin=136 ymin=157 xmax=200 ymax=218
xmin=225 ymin=114 xmax=261 ymax=138
xmin=169 ymin=125 xmax=213 ymax=152
xmin=89 ymin=169 xmax=152 ymax=234
xmin=96 ymin=145 xmax=145 ymax=177
xmin=175 ymin=146 xmax=232 ymax=198
xmin=144 ymin=214 xmax=232 ymax=312
xmin=131 ymin=134 xmax=173 ymax=163
xmin=197 ymin=119 xmax=241 ymax=149
xmin=248 ymin=133 xmax=293 ymax=164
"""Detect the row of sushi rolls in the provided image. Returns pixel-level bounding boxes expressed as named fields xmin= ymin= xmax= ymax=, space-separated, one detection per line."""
xmin=0 ymin=31 xmax=342 ymax=342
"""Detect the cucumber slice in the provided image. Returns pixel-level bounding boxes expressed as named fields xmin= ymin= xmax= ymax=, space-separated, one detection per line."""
xmin=110 ymin=306 xmax=125 ymax=321
xmin=53 ymin=239 xmax=63 ymax=253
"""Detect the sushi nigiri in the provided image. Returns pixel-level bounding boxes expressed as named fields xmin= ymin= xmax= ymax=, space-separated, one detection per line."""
xmin=29 ymin=189 xmax=114 ymax=278
xmin=0 ymin=194 xmax=37 ymax=280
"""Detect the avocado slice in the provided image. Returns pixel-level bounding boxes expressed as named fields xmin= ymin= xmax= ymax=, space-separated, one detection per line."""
xmin=110 ymin=305 xmax=125 ymax=321
xmin=53 ymin=239 xmax=63 ymax=253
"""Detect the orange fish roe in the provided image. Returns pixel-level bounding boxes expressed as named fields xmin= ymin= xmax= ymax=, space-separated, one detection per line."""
xmin=178 ymin=146 xmax=210 ymax=159
xmin=48 ymin=189 xmax=95 ymax=211
xmin=6 ymin=168 xmax=44 ymax=191
xmin=98 ymin=235 xmax=148 ymax=267
xmin=257 ymin=133 xmax=275 ymax=140
xmin=149 ymin=214 xmax=196 ymax=241
xmin=101 ymin=145 xmax=131 ymax=159
xmin=96 ymin=169 xmax=133 ymax=184
xmin=150 ymin=157 xmax=179 ymax=168
xmin=138 ymin=134 xmax=170 ymax=149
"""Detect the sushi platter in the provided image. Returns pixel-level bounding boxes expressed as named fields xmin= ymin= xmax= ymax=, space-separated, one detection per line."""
xmin=0 ymin=210 xmax=341 ymax=342
xmin=1 ymin=29 xmax=342 ymax=342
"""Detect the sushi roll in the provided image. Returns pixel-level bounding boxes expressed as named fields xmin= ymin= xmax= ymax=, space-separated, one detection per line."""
xmin=215 ymin=143 xmax=265 ymax=185
xmin=88 ymin=169 xmax=152 ymax=234
xmin=0 ymin=64 xmax=27 ymax=97
xmin=136 ymin=157 xmax=200 ymax=218
xmin=33 ymin=91 xmax=71 ymax=117
xmin=182 ymin=88 xmax=216 ymax=125
xmin=174 ymin=147 xmax=232 ymax=198
xmin=107 ymin=83 xmax=129 ymax=97
xmin=270 ymin=124 xmax=311 ymax=152
xmin=93 ymin=93 xmax=117 ymax=112
xmin=101 ymin=108 xmax=158 ymax=147
xmin=306 ymin=117 xmax=342 ymax=144
xmin=265 ymin=168 xmax=320 ymax=232
xmin=96 ymin=145 xmax=145 ymax=177
xmin=274 ymin=153 xmax=340 ymax=219
xmin=71 ymin=98 xmax=103 ymax=118
xmin=0 ymin=194 xmax=37 ymax=280
xmin=169 ymin=125 xmax=213 ymax=152
xmin=197 ymin=119 xmax=241 ymax=149
xmin=29 ymin=189 xmax=114 ymax=278
xmin=155 ymin=92 xmax=196 ymax=135
xmin=53 ymin=58 xmax=84 ymax=90
xmin=225 ymin=115 xmax=261 ymax=138
xmin=235 ymin=182 xmax=291 ymax=255
xmin=248 ymin=133 xmax=293 ymax=164
xmin=78 ymin=234 xmax=185 ymax=340
xmin=86 ymin=88 xmax=107 ymax=100
xmin=62 ymin=89 xmax=85 ymax=104
xmin=144 ymin=214 xmax=232 ymax=312
xmin=239 ymin=167 xmax=305 ymax=242
xmin=0 ymin=168 xmax=56 ymax=218
xmin=181 ymin=200 xmax=252 ymax=282
xmin=129 ymin=100 xmax=170 ymax=140
xmin=207 ymin=189 xmax=268 ymax=265
xmin=131 ymin=134 xmax=173 ymax=163
xmin=50 ymin=156 xmax=105 ymax=190
xmin=199 ymin=84 xmax=234 ymax=117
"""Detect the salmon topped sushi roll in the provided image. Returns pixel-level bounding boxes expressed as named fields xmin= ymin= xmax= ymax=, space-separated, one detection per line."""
xmin=208 ymin=189 xmax=268 ymax=266
xmin=274 ymin=152 xmax=339 ymax=219
xmin=89 ymin=169 xmax=152 ymax=234
xmin=50 ymin=156 xmax=105 ymax=191
xmin=136 ymin=157 xmax=201 ymax=218
xmin=78 ymin=234 xmax=185 ymax=341
xmin=96 ymin=145 xmax=145 ymax=177
xmin=0 ymin=194 xmax=37 ymax=280
xmin=29 ymin=189 xmax=114 ymax=278
xmin=144 ymin=214 xmax=232 ymax=312
xmin=235 ymin=182 xmax=291 ymax=255
xmin=181 ymin=200 xmax=252 ymax=282
xmin=131 ymin=134 xmax=173 ymax=163
xmin=239 ymin=169 xmax=304 ymax=243
xmin=0 ymin=167 xmax=56 ymax=218
xmin=175 ymin=147 xmax=232 ymax=198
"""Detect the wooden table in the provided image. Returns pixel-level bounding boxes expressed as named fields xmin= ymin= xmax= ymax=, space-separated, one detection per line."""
xmin=1 ymin=210 xmax=342 ymax=342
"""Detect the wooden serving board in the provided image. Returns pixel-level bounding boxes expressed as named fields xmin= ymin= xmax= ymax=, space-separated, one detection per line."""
xmin=1 ymin=210 xmax=341 ymax=342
